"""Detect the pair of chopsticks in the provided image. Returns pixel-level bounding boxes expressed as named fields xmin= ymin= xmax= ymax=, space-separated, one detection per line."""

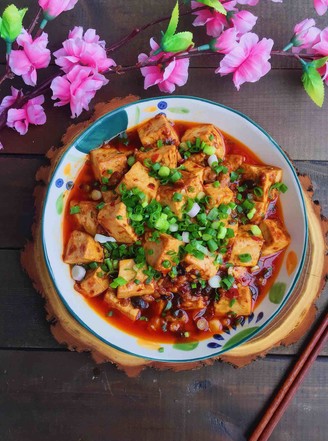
xmin=248 ymin=309 xmax=328 ymax=441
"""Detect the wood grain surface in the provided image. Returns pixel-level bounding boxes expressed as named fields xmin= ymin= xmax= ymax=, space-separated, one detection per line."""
xmin=0 ymin=0 xmax=327 ymax=440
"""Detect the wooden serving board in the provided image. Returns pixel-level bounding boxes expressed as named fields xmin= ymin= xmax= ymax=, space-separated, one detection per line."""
xmin=21 ymin=97 xmax=328 ymax=377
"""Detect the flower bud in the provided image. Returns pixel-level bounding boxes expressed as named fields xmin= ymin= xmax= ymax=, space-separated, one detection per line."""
xmin=0 ymin=5 xmax=27 ymax=45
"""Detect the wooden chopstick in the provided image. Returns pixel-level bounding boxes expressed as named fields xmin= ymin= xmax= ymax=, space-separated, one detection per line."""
xmin=248 ymin=310 xmax=328 ymax=441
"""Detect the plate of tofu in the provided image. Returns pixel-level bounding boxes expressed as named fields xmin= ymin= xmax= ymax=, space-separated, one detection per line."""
xmin=42 ymin=96 xmax=308 ymax=361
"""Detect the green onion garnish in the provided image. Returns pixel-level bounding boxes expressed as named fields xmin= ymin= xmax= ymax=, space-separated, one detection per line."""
xmin=238 ymin=253 xmax=252 ymax=263
xmin=110 ymin=276 xmax=128 ymax=288
xmin=254 ymin=187 xmax=263 ymax=197
xmin=96 ymin=202 xmax=105 ymax=210
xmin=70 ymin=205 xmax=80 ymax=215
xmin=250 ymin=225 xmax=262 ymax=236
xmin=127 ymin=156 xmax=135 ymax=167
xmin=172 ymin=192 xmax=183 ymax=202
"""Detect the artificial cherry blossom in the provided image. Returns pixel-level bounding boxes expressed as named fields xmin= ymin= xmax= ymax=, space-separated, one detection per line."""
xmin=9 ymin=30 xmax=51 ymax=86
xmin=217 ymin=32 xmax=274 ymax=89
xmin=138 ymin=38 xmax=189 ymax=93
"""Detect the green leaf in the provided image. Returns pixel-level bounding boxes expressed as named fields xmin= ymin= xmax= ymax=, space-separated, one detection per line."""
xmin=165 ymin=1 xmax=179 ymax=38
xmin=222 ymin=327 xmax=259 ymax=351
xmin=197 ymin=0 xmax=226 ymax=15
xmin=310 ymin=56 xmax=328 ymax=69
xmin=1 ymin=5 xmax=27 ymax=43
xmin=269 ymin=282 xmax=286 ymax=304
xmin=173 ymin=341 xmax=199 ymax=351
xmin=56 ymin=192 xmax=64 ymax=215
xmin=302 ymin=65 xmax=325 ymax=107
xmin=162 ymin=31 xmax=194 ymax=53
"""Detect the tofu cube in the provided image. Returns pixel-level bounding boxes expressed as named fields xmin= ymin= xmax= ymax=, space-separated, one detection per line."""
xmin=64 ymin=230 xmax=103 ymax=264
xmin=223 ymin=154 xmax=245 ymax=173
xmin=79 ymin=267 xmax=109 ymax=297
xmin=117 ymin=161 xmax=159 ymax=202
xmin=157 ymin=171 xmax=203 ymax=218
xmin=136 ymin=144 xmax=180 ymax=169
xmin=214 ymin=285 xmax=252 ymax=316
xmin=251 ymin=201 xmax=269 ymax=224
xmin=230 ymin=225 xmax=264 ymax=267
xmin=104 ymin=289 xmax=141 ymax=321
xmin=182 ymin=159 xmax=205 ymax=181
xmin=90 ymin=147 xmax=127 ymax=181
xmin=241 ymin=164 xmax=283 ymax=202
xmin=181 ymin=124 xmax=225 ymax=159
xmin=101 ymin=189 xmax=117 ymax=204
xmin=183 ymin=254 xmax=219 ymax=280
xmin=137 ymin=114 xmax=180 ymax=149
xmin=144 ymin=233 xmax=183 ymax=274
xmin=260 ymin=219 xmax=291 ymax=256
xmin=116 ymin=259 xmax=155 ymax=299
xmin=70 ymin=200 xmax=98 ymax=236
xmin=204 ymin=183 xmax=234 ymax=209
xmin=97 ymin=201 xmax=138 ymax=243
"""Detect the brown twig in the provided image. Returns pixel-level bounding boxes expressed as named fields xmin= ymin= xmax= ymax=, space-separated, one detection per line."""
xmin=106 ymin=6 xmax=206 ymax=53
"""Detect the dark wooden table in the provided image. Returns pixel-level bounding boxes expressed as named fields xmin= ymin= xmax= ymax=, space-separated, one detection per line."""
xmin=0 ymin=1 xmax=327 ymax=440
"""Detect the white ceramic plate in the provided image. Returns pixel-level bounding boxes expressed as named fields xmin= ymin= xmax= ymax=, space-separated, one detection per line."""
xmin=42 ymin=96 xmax=308 ymax=362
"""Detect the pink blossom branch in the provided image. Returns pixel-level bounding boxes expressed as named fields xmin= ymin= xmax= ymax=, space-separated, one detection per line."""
xmin=106 ymin=6 xmax=206 ymax=53
xmin=0 ymin=7 xmax=44 ymax=89
xmin=27 ymin=7 xmax=43 ymax=35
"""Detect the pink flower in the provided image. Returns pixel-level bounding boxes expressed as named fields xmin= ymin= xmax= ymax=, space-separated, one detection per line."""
xmin=0 ymin=86 xmax=20 ymax=113
xmin=138 ymin=39 xmax=189 ymax=93
xmin=229 ymin=10 xmax=258 ymax=36
xmin=8 ymin=29 xmax=51 ymax=86
xmin=313 ymin=28 xmax=328 ymax=83
xmin=313 ymin=0 xmax=328 ymax=16
xmin=39 ymin=0 xmax=78 ymax=19
xmin=54 ymin=26 xmax=115 ymax=74
xmin=51 ymin=65 xmax=108 ymax=118
xmin=0 ymin=88 xmax=46 ymax=135
xmin=191 ymin=1 xmax=230 ymax=37
xmin=217 ymin=32 xmax=274 ymax=90
xmin=211 ymin=28 xmax=238 ymax=54
xmin=290 ymin=18 xmax=320 ymax=51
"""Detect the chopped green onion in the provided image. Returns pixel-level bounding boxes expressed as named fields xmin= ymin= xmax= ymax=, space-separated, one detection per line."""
xmin=107 ymin=311 xmax=114 ymax=317
xmin=96 ymin=202 xmax=105 ymax=210
xmin=107 ymin=169 xmax=113 ymax=174
xmin=247 ymin=208 xmax=256 ymax=219
xmin=158 ymin=166 xmax=170 ymax=177
xmin=207 ymin=239 xmax=218 ymax=252
xmin=221 ymin=275 xmax=234 ymax=290
xmin=254 ymin=187 xmax=263 ymax=197
xmin=89 ymin=262 xmax=98 ymax=270
xmin=162 ymin=260 xmax=171 ymax=269
xmin=238 ymin=253 xmax=252 ymax=263
xmin=70 ymin=205 xmax=80 ymax=214
xmin=127 ymin=156 xmax=135 ymax=167
xmin=208 ymin=207 xmax=219 ymax=221
xmin=202 ymin=233 xmax=213 ymax=241
xmin=172 ymin=192 xmax=183 ymax=202
xmin=209 ymin=134 xmax=214 ymax=141
xmin=213 ymin=181 xmax=220 ymax=188
xmin=217 ymin=226 xmax=227 ymax=239
xmin=102 ymin=177 xmax=109 ymax=184
xmin=157 ymin=139 xmax=163 ymax=148
xmin=110 ymin=276 xmax=128 ymax=288
xmin=229 ymin=298 xmax=236 ymax=307
xmin=250 ymin=225 xmax=262 ymax=236
xmin=203 ymin=145 xmax=216 ymax=155
xmin=170 ymin=171 xmax=182 ymax=183
xmin=116 ymin=215 xmax=123 ymax=220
